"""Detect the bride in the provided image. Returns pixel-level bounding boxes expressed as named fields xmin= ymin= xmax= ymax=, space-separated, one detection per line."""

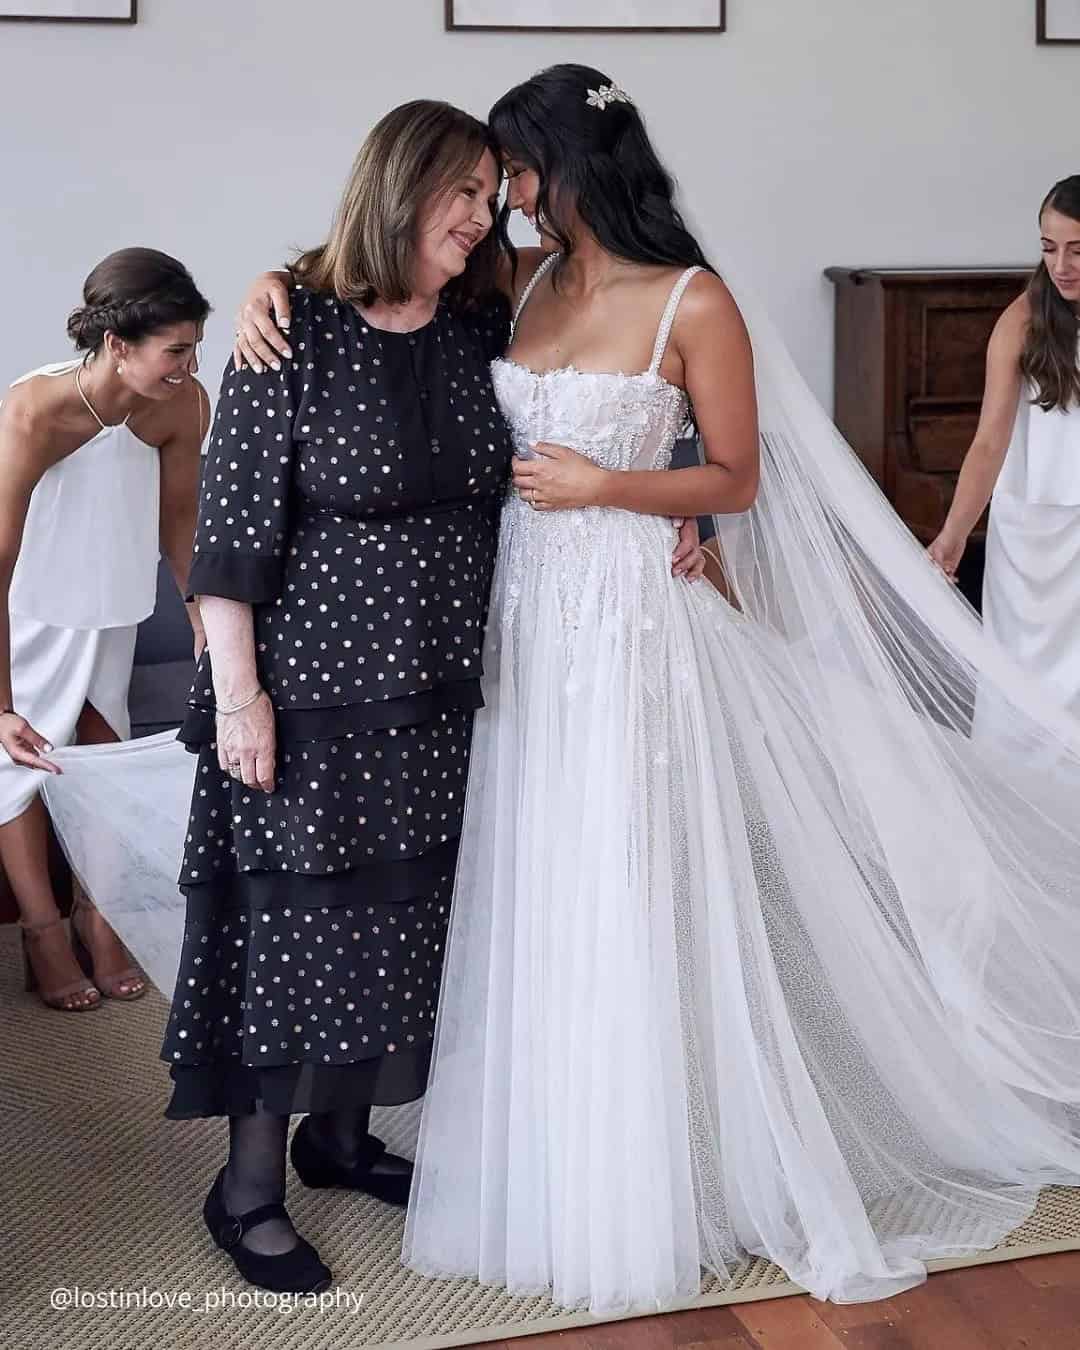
xmin=49 ymin=65 xmax=1080 ymax=1313
xmin=403 ymin=66 xmax=1080 ymax=1311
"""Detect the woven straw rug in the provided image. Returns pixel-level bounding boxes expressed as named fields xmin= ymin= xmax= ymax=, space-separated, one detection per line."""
xmin=2 ymin=925 xmax=1079 ymax=1350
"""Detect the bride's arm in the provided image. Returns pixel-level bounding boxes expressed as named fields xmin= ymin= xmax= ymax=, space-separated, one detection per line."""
xmin=234 ymin=245 xmax=553 ymax=371
xmin=233 ymin=271 xmax=294 ymax=373
xmin=512 ymin=274 xmax=759 ymax=517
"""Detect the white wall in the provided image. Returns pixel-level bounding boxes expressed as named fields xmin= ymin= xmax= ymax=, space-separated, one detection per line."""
xmin=1 ymin=0 xmax=1076 ymax=408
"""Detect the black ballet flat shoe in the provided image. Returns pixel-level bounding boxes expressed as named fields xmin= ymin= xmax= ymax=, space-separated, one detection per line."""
xmin=290 ymin=1116 xmax=414 ymax=1208
xmin=202 ymin=1168 xmax=333 ymax=1293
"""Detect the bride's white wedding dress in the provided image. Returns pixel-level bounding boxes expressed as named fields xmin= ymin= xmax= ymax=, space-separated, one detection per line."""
xmin=401 ymin=257 xmax=1080 ymax=1309
xmin=43 ymin=257 xmax=1080 ymax=1313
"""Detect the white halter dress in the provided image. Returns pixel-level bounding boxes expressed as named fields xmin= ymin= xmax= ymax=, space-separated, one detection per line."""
xmin=984 ymin=361 xmax=1080 ymax=714
xmin=0 ymin=360 xmax=160 ymax=824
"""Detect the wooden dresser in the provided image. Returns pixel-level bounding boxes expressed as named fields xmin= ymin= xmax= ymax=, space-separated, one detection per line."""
xmin=825 ymin=268 xmax=1030 ymax=571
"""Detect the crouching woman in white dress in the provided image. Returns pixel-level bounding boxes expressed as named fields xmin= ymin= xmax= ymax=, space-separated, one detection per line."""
xmin=0 ymin=247 xmax=209 ymax=1010
xmin=929 ymin=175 xmax=1080 ymax=713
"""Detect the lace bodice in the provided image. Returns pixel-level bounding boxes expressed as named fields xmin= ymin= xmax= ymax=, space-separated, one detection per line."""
xmin=491 ymin=258 xmax=701 ymax=473
xmin=491 ymin=361 xmax=691 ymax=472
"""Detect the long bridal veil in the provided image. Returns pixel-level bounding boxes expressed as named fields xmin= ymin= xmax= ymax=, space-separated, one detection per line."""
xmin=712 ymin=272 xmax=1080 ymax=1103
xmin=43 ymin=263 xmax=1080 ymax=1304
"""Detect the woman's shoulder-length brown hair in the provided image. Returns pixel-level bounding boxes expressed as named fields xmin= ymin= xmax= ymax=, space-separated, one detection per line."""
xmin=291 ymin=100 xmax=503 ymax=312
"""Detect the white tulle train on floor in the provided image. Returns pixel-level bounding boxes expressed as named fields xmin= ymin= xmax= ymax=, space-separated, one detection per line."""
xmin=400 ymin=488 xmax=1080 ymax=1312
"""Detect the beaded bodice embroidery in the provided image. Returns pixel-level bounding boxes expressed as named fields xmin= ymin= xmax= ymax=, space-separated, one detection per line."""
xmin=491 ymin=258 xmax=701 ymax=473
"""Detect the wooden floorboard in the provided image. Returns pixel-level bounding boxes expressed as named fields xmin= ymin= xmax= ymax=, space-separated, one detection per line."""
xmin=463 ymin=1253 xmax=1080 ymax=1350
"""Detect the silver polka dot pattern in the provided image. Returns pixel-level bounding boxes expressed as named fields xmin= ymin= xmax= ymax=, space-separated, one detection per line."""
xmin=165 ymin=288 xmax=513 ymax=1110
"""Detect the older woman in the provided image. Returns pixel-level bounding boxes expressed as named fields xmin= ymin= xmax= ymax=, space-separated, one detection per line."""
xmin=169 ymin=100 xmax=515 ymax=1295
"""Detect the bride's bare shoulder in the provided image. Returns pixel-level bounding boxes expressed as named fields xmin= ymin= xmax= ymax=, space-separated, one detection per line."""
xmin=496 ymin=247 xmax=553 ymax=304
xmin=672 ymin=271 xmax=749 ymax=345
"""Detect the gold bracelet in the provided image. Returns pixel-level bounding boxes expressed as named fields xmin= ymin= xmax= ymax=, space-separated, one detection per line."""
xmin=215 ymin=688 xmax=265 ymax=716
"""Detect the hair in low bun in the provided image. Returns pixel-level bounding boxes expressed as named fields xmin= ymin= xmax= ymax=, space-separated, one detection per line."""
xmin=67 ymin=248 xmax=210 ymax=354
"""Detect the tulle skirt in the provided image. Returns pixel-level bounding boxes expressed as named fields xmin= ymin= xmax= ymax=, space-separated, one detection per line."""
xmin=403 ymin=495 xmax=1080 ymax=1312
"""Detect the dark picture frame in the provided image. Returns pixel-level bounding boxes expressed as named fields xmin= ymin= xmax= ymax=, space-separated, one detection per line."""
xmin=445 ymin=0 xmax=725 ymax=34
xmin=0 ymin=0 xmax=135 ymax=21
xmin=1037 ymin=0 xmax=1080 ymax=43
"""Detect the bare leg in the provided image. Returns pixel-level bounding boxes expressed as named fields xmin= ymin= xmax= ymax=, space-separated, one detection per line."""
xmin=68 ymin=701 xmax=146 ymax=998
xmin=0 ymin=796 xmax=99 ymax=1010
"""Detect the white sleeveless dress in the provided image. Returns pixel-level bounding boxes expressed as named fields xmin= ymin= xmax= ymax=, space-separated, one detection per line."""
xmin=0 ymin=360 xmax=160 ymax=824
xmin=984 ymin=364 xmax=1080 ymax=714
xmin=402 ymin=259 xmax=1080 ymax=1311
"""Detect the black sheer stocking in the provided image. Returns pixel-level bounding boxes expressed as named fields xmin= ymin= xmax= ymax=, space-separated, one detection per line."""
xmin=305 ymin=1104 xmax=373 ymax=1166
xmin=222 ymin=1108 xmax=297 ymax=1256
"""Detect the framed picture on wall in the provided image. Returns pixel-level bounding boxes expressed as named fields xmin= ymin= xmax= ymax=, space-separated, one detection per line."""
xmin=1037 ymin=0 xmax=1080 ymax=42
xmin=0 ymin=0 xmax=134 ymax=20
xmin=446 ymin=1 xmax=725 ymax=33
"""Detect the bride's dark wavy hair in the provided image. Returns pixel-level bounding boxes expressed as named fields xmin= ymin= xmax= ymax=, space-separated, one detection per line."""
xmin=489 ymin=64 xmax=715 ymax=285
xmin=1021 ymin=175 xmax=1080 ymax=412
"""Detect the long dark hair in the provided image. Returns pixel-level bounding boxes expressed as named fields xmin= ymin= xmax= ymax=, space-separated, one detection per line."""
xmin=489 ymin=64 xmax=714 ymax=285
xmin=67 ymin=247 xmax=210 ymax=352
xmin=1021 ymin=175 xmax=1080 ymax=412
xmin=292 ymin=100 xmax=502 ymax=311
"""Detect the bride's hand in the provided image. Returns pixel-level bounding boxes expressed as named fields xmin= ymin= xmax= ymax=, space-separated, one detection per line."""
xmin=233 ymin=272 xmax=293 ymax=374
xmin=671 ymin=516 xmax=706 ymax=581
xmin=512 ymin=443 xmax=608 ymax=510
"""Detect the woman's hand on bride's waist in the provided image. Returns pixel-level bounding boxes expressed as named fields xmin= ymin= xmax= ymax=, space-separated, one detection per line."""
xmin=671 ymin=516 xmax=706 ymax=582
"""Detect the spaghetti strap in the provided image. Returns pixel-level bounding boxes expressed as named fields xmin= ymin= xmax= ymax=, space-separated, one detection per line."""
xmin=512 ymin=253 xmax=559 ymax=332
xmin=648 ymin=266 xmax=703 ymax=374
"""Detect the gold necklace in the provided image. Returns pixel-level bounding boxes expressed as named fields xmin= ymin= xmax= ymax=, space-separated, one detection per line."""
xmin=74 ymin=363 xmax=130 ymax=430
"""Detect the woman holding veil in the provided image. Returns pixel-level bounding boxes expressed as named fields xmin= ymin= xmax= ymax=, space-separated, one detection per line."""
xmin=50 ymin=66 xmax=1080 ymax=1313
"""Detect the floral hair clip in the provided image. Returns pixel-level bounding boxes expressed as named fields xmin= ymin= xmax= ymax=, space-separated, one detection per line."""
xmin=586 ymin=83 xmax=632 ymax=110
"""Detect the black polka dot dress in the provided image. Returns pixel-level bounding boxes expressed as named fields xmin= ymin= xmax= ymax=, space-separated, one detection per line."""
xmin=161 ymin=284 xmax=513 ymax=1118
